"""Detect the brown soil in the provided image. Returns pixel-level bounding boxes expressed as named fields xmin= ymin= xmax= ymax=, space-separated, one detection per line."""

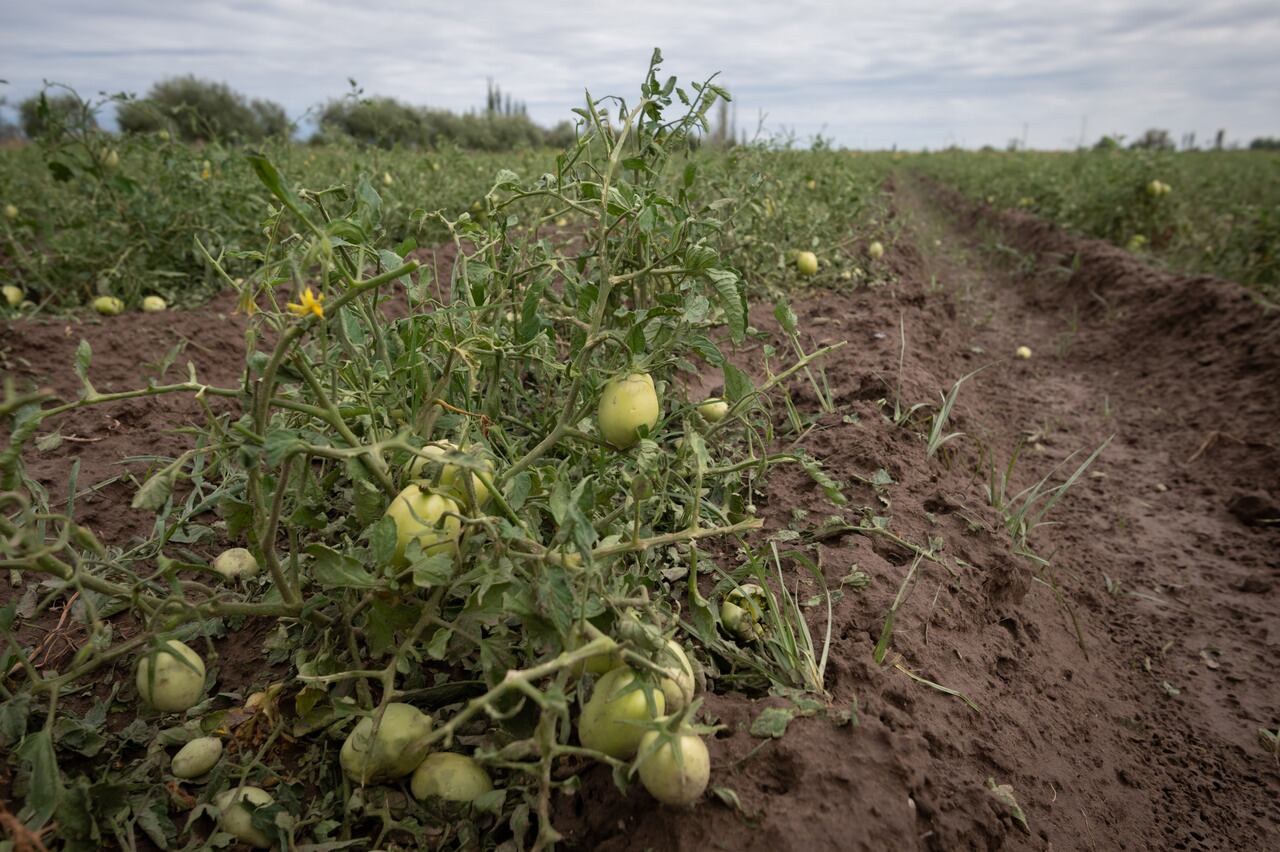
xmin=2 ymin=185 xmax=1277 ymax=850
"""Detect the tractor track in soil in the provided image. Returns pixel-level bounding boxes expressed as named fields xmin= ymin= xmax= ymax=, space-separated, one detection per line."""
xmin=1 ymin=183 xmax=1277 ymax=851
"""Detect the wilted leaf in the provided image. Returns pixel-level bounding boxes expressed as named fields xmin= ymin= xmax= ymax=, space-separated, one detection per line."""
xmin=986 ymin=778 xmax=1029 ymax=833
xmin=749 ymin=706 xmax=795 ymax=739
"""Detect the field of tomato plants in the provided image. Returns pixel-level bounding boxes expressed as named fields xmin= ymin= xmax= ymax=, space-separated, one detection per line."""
xmin=2 ymin=56 xmax=1278 ymax=852
xmin=914 ymin=148 xmax=1280 ymax=298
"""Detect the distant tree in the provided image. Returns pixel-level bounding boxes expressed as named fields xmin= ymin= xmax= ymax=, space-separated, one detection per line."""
xmin=251 ymin=99 xmax=289 ymax=137
xmin=1249 ymin=137 xmax=1280 ymax=150
xmin=318 ymin=96 xmax=430 ymax=147
xmin=18 ymin=92 xmax=96 ymax=138
xmin=1214 ymin=129 xmax=1225 ymax=150
xmin=1094 ymin=134 xmax=1123 ymax=150
xmin=319 ymin=86 xmax=571 ymax=151
xmin=1129 ymin=128 xmax=1174 ymax=151
xmin=117 ymin=76 xmax=287 ymax=141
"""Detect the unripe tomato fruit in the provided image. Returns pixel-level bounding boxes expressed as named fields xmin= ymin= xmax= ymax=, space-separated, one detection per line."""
xmin=578 ymin=666 xmax=665 ymax=759
xmin=171 ymin=736 xmax=223 ymax=778
xmin=411 ymin=752 xmax=493 ymax=802
xmin=720 ymin=583 xmax=768 ymax=641
xmin=697 ymin=398 xmax=729 ymax=423
xmin=214 ymin=786 xmax=274 ymax=848
xmin=3 ymin=285 xmax=22 ymax=307
xmin=212 ymin=547 xmax=260 ymax=580
xmin=340 ymin=702 xmax=434 ymax=783
xmin=1015 ymin=345 xmax=1032 ymax=360
xmin=568 ymin=625 xmax=622 ymax=675
xmin=657 ymin=640 xmax=696 ymax=712
xmin=868 ymin=241 xmax=885 ymax=260
xmin=598 ymin=373 xmax=660 ymax=449
xmin=383 ymin=486 xmax=462 ymax=565
xmin=796 ymin=251 xmax=818 ymax=276
xmin=637 ymin=729 xmax=711 ymax=806
xmin=136 ymin=640 xmax=206 ymax=712
xmin=92 ymin=296 xmax=124 ymax=316
xmin=3 ymin=204 xmax=17 ymax=220
xmin=407 ymin=441 xmax=492 ymax=507
xmin=142 ymin=295 xmax=167 ymax=312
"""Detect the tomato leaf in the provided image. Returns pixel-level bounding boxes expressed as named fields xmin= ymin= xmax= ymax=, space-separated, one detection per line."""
xmin=131 ymin=467 xmax=176 ymax=512
xmin=367 ymin=515 xmax=398 ymax=567
xmin=16 ymin=728 xmax=62 ymax=828
xmin=0 ymin=690 xmax=33 ymax=748
xmin=748 ymin=706 xmax=794 ymax=739
xmin=706 ymin=268 xmax=747 ymax=344
xmin=307 ymin=544 xmax=378 ymax=589
xmin=723 ymin=363 xmax=753 ymax=403
xmin=411 ymin=552 xmax=454 ymax=588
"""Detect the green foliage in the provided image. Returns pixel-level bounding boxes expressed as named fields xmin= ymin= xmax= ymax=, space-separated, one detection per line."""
xmin=116 ymin=75 xmax=288 ymax=142
xmin=0 ymin=123 xmax=559 ymax=309
xmin=0 ymin=54 xmax=854 ymax=849
xmin=914 ymin=148 xmax=1280 ymax=297
xmin=18 ymin=91 xmax=97 ymax=139
xmin=316 ymin=94 xmax=575 ymax=150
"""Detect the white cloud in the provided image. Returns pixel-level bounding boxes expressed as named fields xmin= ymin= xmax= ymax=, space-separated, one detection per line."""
xmin=2 ymin=0 xmax=1277 ymax=148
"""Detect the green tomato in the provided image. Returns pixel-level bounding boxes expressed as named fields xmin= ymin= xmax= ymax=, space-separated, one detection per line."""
xmin=719 ymin=583 xmax=768 ymax=642
xmin=637 ymin=728 xmax=711 ymax=806
xmin=340 ymin=702 xmax=434 ymax=783
xmin=104 ymin=149 xmax=120 ymax=169
xmin=3 ymin=285 xmax=23 ymax=307
xmin=598 ymin=373 xmax=660 ymax=449
xmin=410 ymin=752 xmax=493 ymax=802
xmin=1015 ymin=346 xmax=1032 ymax=360
xmin=696 ymin=398 xmax=729 ymax=423
xmin=3 ymin=204 xmax=16 ymax=220
xmin=795 ymin=251 xmax=818 ymax=276
xmin=142 ymin=295 xmax=167 ymax=312
xmin=383 ymin=486 xmax=461 ymax=566
xmin=568 ymin=625 xmax=621 ymax=675
xmin=92 ymin=296 xmax=124 ymax=316
xmin=214 ymin=786 xmax=274 ymax=848
xmin=407 ymin=441 xmax=492 ymax=507
xmin=656 ymin=640 xmax=696 ymax=712
xmin=868 ymin=241 xmax=885 ymax=260
xmin=171 ymin=736 xmax=223 ymax=778
xmin=578 ymin=667 xmax=665 ymax=759
xmin=136 ymin=640 xmax=206 ymax=712
xmin=212 ymin=547 xmax=260 ymax=581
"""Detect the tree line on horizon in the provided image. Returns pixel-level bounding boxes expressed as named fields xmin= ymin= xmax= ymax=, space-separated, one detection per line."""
xmin=3 ymin=76 xmax=1277 ymax=153
xmin=0 ymin=75 xmax=576 ymax=151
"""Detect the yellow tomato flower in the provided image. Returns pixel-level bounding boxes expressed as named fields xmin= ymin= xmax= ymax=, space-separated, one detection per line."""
xmin=287 ymin=287 xmax=325 ymax=319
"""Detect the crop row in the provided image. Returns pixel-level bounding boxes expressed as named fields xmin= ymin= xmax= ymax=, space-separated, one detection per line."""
xmin=913 ymin=148 xmax=1280 ymax=298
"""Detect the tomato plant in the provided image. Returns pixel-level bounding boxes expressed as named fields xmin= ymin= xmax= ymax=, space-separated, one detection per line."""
xmin=0 ymin=53 xmax=855 ymax=850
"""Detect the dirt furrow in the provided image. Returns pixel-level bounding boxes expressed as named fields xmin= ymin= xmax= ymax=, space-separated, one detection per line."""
xmin=894 ymin=173 xmax=1280 ymax=850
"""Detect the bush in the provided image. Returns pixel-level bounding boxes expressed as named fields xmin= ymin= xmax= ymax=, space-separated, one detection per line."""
xmin=317 ymin=95 xmax=574 ymax=151
xmin=19 ymin=92 xmax=97 ymax=139
xmin=117 ymin=76 xmax=288 ymax=142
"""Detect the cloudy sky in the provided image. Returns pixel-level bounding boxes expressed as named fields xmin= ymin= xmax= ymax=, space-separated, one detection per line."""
xmin=3 ymin=0 xmax=1278 ymax=149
